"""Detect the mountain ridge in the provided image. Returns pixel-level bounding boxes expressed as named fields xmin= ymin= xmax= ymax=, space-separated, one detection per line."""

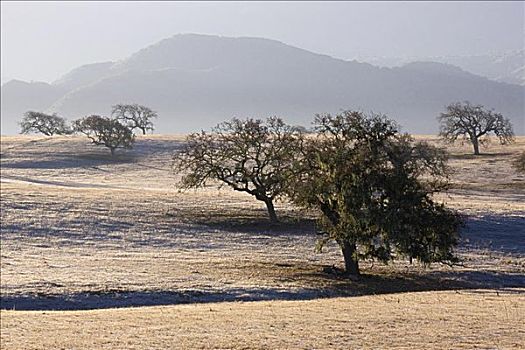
xmin=2 ymin=34 xmax=523 ymax=135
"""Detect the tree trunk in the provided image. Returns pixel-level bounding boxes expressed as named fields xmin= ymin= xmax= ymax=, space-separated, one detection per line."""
xmin=110 ymin=147 xmax=115 ymax=156
xmin=341 ymin=240 xmax=360 ymax=276
xmin=472 ymin=138 xmax=480 ymax=155
xmin=142 ymin=128 xmax=146 ymax=135
xmin=264 ymin=199 xmax=278 ymax=223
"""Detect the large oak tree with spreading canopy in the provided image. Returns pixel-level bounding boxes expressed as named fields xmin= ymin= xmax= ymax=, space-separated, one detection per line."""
xmin=288 ymin=111 xmax=463 ymax=276
xmin=173 ymin=117 xmax=303 ymax=222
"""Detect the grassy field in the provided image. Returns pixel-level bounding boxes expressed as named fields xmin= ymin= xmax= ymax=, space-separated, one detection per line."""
xmin=2 ymin=290 xmax=523 ymax=349
xmin=1 ymin=134 xmax=524 ymax=349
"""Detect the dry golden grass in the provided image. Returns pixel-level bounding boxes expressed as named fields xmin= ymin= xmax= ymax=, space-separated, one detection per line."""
xmin=1 ymin=134 xmax=524 ymax=349
xmin=2 ymin=290 xmax=523 ymax=350
xmin=414 ymin=135 xmax=525 ymax=214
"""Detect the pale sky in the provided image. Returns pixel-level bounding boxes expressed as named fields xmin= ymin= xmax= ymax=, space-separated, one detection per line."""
xmin=1 ymin=1 xmax=524 ymax=83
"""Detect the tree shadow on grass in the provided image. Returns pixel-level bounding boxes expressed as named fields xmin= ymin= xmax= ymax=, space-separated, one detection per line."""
xmin=311 ymin=268 xmax=525 ymax=295
xmin=448 ymin=152 xmax=514 ymax=160
xmin=1 ymin=138 xmax=182 ymax=170
xmin=2 ymin=268 xmax=523 ymax=311
xmin=0 ymin=174 xmax=126 ymax=189
xmin=1 ymin=153 xmax=139 ymax=170
xmin=2 ymin=212 xmax=524 ymax=310
xmin=461 ymin=215 xmax=525 ymax=255
xmin=174 ymin=205 xmax=318 ymax=236
xmin=193 ymin=216 xmax=318 ymax=236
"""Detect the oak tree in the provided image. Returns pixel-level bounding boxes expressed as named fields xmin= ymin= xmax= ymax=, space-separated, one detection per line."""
xmin=438 ymin=102 xmax=514 ymax=155
xmin=111 ymin=104 xmax=157 ymax=135
xmin=20 ymin=111 xmax=70 ymax=136
xmin=74 ymin=115 xmax=135 ymax=156
xmin=173 ymin=117 xmax=303 ymax=222
xmin=289 ymin=111 xmax=463 ymax=277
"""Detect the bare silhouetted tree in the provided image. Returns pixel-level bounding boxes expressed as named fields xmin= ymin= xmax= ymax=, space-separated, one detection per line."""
xmin=74 ymin=115 xmax=135 ymax=156
xmin=173 ymin=117 xmax=303 ymax=222
xmin=111 ymin=104 xmax=157 ymax=135
xmin=20 ymin=111 xmax=70 ymax=136
xmin=438 ymin=101 xmax=514 ymax=155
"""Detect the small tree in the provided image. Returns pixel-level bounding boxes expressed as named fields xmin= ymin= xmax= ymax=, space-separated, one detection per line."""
xmin=173 ymin=117 xmax=303 ymax=222
xmin=111 ymin=104 xmax=157 ymax=135
xmin=20 ymin=111 xmax=70 ymax=136
xmin=438 ymin=101 xmax=514 ymax=155
xmin=289 ymin=111 xmax=463 ymax=277
xmin=73 ymin=115 xmax=135 ymax=156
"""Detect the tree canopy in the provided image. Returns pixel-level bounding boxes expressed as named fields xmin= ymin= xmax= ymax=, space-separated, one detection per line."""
xmin=20 ymin=111 xmax=70 ymax=136
xmin=288 ymin=111 xmax=463 ymax=276
xmin=173 ymin=117 xmax=303 ymax=222
xmin=111 ymin=104 xmax=157 ymax=135
xmin=438 ymin=101 xmax=514 ymax=155
xmin=73 ymin=115 xmax=135 ymax=156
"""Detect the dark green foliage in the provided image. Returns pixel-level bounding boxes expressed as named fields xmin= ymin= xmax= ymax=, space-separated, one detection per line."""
xmin=73 ymin=115 xmax=135 ymax=156
xmin=173 ymin=117 xmax=303 ymax=222
xmin=20 ymin=111 xmax=71 ymax=136
xmin=438 ymin=101 xmax=514 ymax=155
xmin=289 ymin=111 xmax=463 ymax=276
xmin=111 ymin=104 xmax=157 ymax=135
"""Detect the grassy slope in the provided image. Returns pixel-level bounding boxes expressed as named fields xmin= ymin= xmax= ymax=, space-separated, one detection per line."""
xmin=2 ymin=290 xmax=524 ymax=349
xmin=1 ymin=135 xmax=524 ymax=349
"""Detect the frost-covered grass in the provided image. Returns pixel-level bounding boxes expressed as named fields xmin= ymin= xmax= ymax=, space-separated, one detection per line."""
xmin=0 ymin=134 xmax=524 ymax=349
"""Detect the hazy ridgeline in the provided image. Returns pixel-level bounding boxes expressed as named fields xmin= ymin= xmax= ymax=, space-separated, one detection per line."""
xmin=2 ymin=34 xmax=524 ymax=135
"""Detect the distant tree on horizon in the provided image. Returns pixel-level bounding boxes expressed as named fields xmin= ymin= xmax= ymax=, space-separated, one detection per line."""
xmin=73 ymin=115 xmax=135 ymax=156
xmin=19 ymin=111 xmax=70 ymax=136
xmin=438 ymin=101 xmax=514 ymax=155
xmin=173 ymin=117 xmax=303 ymax=222
xmin=111 ymin=104 xmax=157 ymax=135
xmin=288 ymin=111 xmax=463 ymax=277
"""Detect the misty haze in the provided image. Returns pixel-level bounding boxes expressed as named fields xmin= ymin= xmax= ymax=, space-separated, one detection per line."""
xmin=1 ymin=2 xmax=524 ymax=350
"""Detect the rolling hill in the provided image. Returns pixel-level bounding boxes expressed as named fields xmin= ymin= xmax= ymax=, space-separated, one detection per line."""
xmin=366 ymin=50 xmax=525 ymax=86
xmin=1 ymin=34 xmax=524 ymax=135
